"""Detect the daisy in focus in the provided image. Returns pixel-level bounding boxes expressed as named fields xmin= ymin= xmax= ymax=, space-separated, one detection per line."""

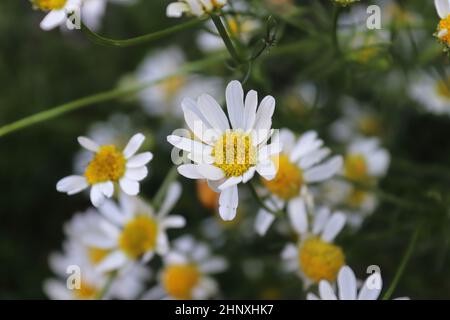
xmin=136 ymin=47 xmax=223 ymax=118
xmin=166 ymin=0 xmax=227 ymax=18
xmin=167 ymin=80 xmax=279 ymax=221
xmin=31 ymin=0 xmax=81 ymax=31
xmin=143 ymin=235 xmax=227 ymax=300
xmin=320 ymin=138 xmax=390 ymax=228
xmin=307 ymin=265 xmax=409 ymax=300
xmin=255 ymin=129 xmax=343 ymax=236
xmin=435 ymin=0 xmax=450 ymax=50
xmin=281 ymin=206 xmax=346 ymax=288
xmin=81 ymin=183 xmax=185 ymax=272
xmin=56 ymin=133 xmax=152 ymax=207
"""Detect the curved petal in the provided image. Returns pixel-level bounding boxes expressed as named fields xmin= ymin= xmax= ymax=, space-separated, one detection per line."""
xmin=56 ymin=175 xmax=88 ymax=195
xmin=96 ymin=251 xmax=128 ymax=273
xmin=338 ymin=266 xmax=357 ymax=300
xmin=77 ymin=136 xmax=99 ymax=152
xmin=225 ymin=80 xmax=244 ymax=129
xmin=218 ymin=185 xmax=238 ymax=221
xmin=158 ymin=182 xmax=182 ymax=217
xmin=123 ymin=133 xmax=145 ymax=159
xmin=255 ymin=209 xmax=275 ymax=236
xmin=126 ymin=152 xmax=153 ymax=168
xmin=125 ymin=166 xmax=148 ymax=181
xmin=119 ymin=178 xmax=140 ymax=196
xmin=166 ymin=2 xmax=189 ymax=17
xmin=40 ymin=10 xmax=66 ymax=31
xmin=358 ymin=273 xmax=382 ymax=300
xmin=287 ymin=197 xmax=308 ymax=234
xmin=90 ymin=184 xmax=105 ymax=207
xmin=243 ymin=90 xmax=258 ymax=131
xmin=435 ymin=0 xmax=450 ymax=19
xmin=318 ymin=281 xmax=337 ymax=300
xmin=321 ymin=212 xmax=346 ymax=242
xmin=197 ymin=94 xmax=230 ymax=132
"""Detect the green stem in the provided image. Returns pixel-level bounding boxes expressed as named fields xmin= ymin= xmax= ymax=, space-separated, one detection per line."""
xmin=81 ymin=18 xmax=206 ymax=48
xmin=0 ymin=54 xmax=226 ymax=138
xmin=210 ymin=14 xmax=244 ymax=64
xmin=152 ymin=166 xmax=178 ymax=211
xmin=382 ymin=226 xmax=421 ymax=300
xmin=96 ymin=271 xmax=117 ymax=300
xmin=247 ymin=182 xmax=280 ymax=215
xmin=331 ymin=5 xmax=341 ymax=54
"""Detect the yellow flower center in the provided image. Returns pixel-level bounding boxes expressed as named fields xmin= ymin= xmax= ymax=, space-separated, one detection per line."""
xmin=299 ymin=237 xmax=345 ymax=283
xmin=261 ymin=154 xmax=303 ymax=200
xmin=436 ymin=78 xmax=450 ymax=99
xmin=438 ymin=14 xmax=450 ymax=45
xmin=118 ymin=215 xmax=158 ymax=259
xmin=347 ymin=187 xmax=368 ymax=207
xmin=213 ymin=130 xmax=257 ymax=178
xmin=33 ymin=0 xmax=67 ymax=10
xmin=344 ymin=154 xmax=368 ymax=182
xmin=87 ymin=247 xmax=110 ymax=265
xmin=162 ymin=264 xmax=201 ymax=299
xmin=358 ymin=116 xmax=381 ymax=136
xmin=162 ymin=76 xmax=186 ymax=103
xmin=84 ymin=145 xmax=126 ymax=185
xmin=74 ymin=280 xmax=98 ymax=300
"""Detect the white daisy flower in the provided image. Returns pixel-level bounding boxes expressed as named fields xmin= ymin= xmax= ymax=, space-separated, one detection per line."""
xmin=166 ymin=0 xmax=227 ymax=18
xmin=330 ymin=97 xmax=382 ymax=143
xmin=320 ymin=138 xmax=390 ymax=228
xmin=56 ymin=133 xmax=153 ymax=207
xmin=281 ymin=206 xmax=346 ymax=288
xmin=44 ymin=212 xmax=150 ymax=300
xmin=307 ymin=265 xmax=409 ymax=300
xmin=143 ymin=235 xmax=227 ymax=300
xmin=136 ymin=47 xmax=223 ymax=118
xmin=80 ymin=183 xmax=185 ymax=272
xmin=255 ymin=129 xmax=343 ymax=236
xmin=435 ymin=0 xmax=450 ymax=48
xmin=81 ymin=0 xmax=137 ymax=31
xmin=31 ymin=0 xmax=82 ymax=31
xmin=408 ymin=70 xmax=450 ymax=116
xmin=167 ymin=80 xmax=280 ymax=221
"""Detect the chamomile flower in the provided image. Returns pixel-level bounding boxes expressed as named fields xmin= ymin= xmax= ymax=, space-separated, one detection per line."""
xmin=136 ymin=47 xmax=222 ymax=118
xmin=31 ymin=0 xmax=81 ymax=31
xmin=143 ymin=235 xmax=227 ymax=300
xmin=281 ymin=206 xmax=346 ymax=288
xmin=435 ymin=0 xmax=450 ymax=50
xmin=307 ymin=265 xmax=409 ymax=300
xmin=255 ymin=129 xmax=343 ymax=236
xmin=320 ymin=138 xmax=390 ymax=228
xmin=166 ymin=0 xmax=227 ymax=18
xmin=81 ymin=183 xmax=185 ymax=272
xmin=167 ymin=80 xmax=279 ymax=221
xmin=56 ymin=133 xmax=152 ymax=207
xmin=408 ymin=70 xmax=450 ymax=116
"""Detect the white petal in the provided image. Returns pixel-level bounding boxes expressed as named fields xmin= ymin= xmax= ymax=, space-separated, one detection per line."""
xmin=197 ymin=164 xmax=225 ymax=181
xmin=166 ymin=2 xmax=189 ymax=17
xmin=182 ymin=97 xmax=218 ymax=144
xmin=90 ymin=184 xmax=106 ymax=207
xmin=126 ymin=152 xmax=153 ymax=168
xmin=156 ymin=232 xmax=169 ymax=255
xmin=177 ymin=164 xmax=205 ymax=179
xmin=125 ymin=166 xmax=148 ymax=181
xmin=281 ymin=243 xmax=298 ymax=260
xmin=258 ymin=142 xmax=282 ymax=162
xmin=199 ymin=257 xmax=228 ymax=273
xmin=367 ymin=150 xmax=390 ymax=177
xmin=338 ymin=266 xmax=357 ymax=300
xmin=298 ymin=148 xmax=330 ymax=170
xmin=304 ymin=156 xmax=343 ymax=183
xmin=435 ymin=0 xmax=450 ymax=19
xmin=225 ymin=80 xmax=245 ymax=129
xmin=287 ymin=197 xmax=308 ymax=234
xmin=56 ymin=175 xmax=88 ymax=195
xmin=100 ymin=181 xmax=114 ymax=198
xmin=289 ymin=131 xmax=322 ymax=163
xmin=96 ymin=251 xmax=128 ymax=272
xmin=123 ymin=133 xmax=145 ymax=159
xmin=319 ymin=281 xmax=337 ymax=300
xmin=306 ymin=293 xmax=320 ymax=300
xmin=312 ymin=207 xmax=330 ymax=235
xmin=358 ymin=273 xmax=382 ymax=300
xmin=243 ymin=90 xmax=258 ymax=131
xmin=161 ymin=215 xmax=186 ymax=228
xmin=98 ymin=200 xmax=127 ymax=225
xmin=167 ymin=135 xmax=211 ymax=155
xmin=321 ymin=212 xmax=346 ymax=242
xmin=218 ymin=176 xmax=243 ymax=191
xmin=158 ymin=182 xmax=182 ymax=217
xmin=242 ymin=166 xmax=256 ymax=183
xmin=256 ymin=159 xmax=277 ymax=180
xmin=119 ymin=178 xmax=140 ymax=196
xmin=255 ymin=210 xmax=275 ymax=236
xmin=40 ymin=10 xmax=66 ymax=31
xmin=197 ymin=94 xmax=230 ymax=132
xmin=77 ymin=136 xmax=99 ymax=152
xmin=218 ymin=185 xmax=238 ymax=221
xmin=253 ymin=96 xmax=275 ymax=144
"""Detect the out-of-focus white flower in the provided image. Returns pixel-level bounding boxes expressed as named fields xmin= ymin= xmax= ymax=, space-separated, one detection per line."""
xmin=408 ymin=70 xmax=450 ymax=116
xmin=167 ymin=80 xmax=280 ymax=221
xmin=307 ymin=265 xmax=409 ymax=300
xmin=80 ymin=183 xmax=185 ymax=272
xmin=136 ymin=47 xmax=223 ymax=118
xmin=281 ymin=207 xmax=346 ymax=288
xmin=435 ymin=0 xmax=450 ymax=48
xmin=31 ymin=0 xmax=81 ymax=31
xmin=166 ymin=0 xmax=227 ymax=18
xmin=81 ymin=0 xmax=137 ymax=31
xmin=143 ymin=235 xmax=227 ymax=300
xmin=57 ymin=133 xmax=153 ymax=207
xmin=43 ymin=210 xmax=150 ymax=300
xmin=255 ymin=129 xmax=342 ymax=236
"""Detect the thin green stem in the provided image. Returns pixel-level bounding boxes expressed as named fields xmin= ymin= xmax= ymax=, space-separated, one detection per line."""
xmin=382 ymin=225 xmax=421 ymax=300
xmin=152 ymin=166 xmax=178 ymax=211
xmin=96 ymin=270 xmax=118 ymax=300
xmin=81 ymin=18 xmax=206 ymax=48
xmin=210 ymin=14 xmax=244 ymax=64
xmin=247 ymin=182 xmax=280 ymax=215
xmin=0 ymin=54 xmax=226 ymax=138
xmin=331 ymin=5 xmax=341 ymax=54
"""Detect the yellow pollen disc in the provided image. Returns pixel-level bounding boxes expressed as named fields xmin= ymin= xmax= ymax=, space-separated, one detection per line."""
xmin=162 ymin=264 xmax=201 ymax=300
xmin=74 ymin=280 xmax=98 ymax=300
xmin=344 ymin=154 xmax=368 ymax=182
xmin=227 ymin=18 xmax=240 ymax=35
xmin=162 ymin=76 xmax=185 ymax=103
xmin=84 ymin=145 xmax=126 ymax=185
xmin=212 ymin=131 xmax=256 ymax=178
xmin=118 ymin=215 xmax=158 ymax=259
xmin=88 ymin=247 xmax=110 ymax=265
xmin=347 ymin=187 xmax=368 ymax=207
xmin=299 ymin=237 xmax=345 ymax=283
xmin=358 ymin=116 xmax=381 ymax=136
xmin=261 ymin=154 xmax=303 ymax=200
xmin=436 ymin=78 xmax=450 ymax=99
xmin=33 ymin=0 xmax=67 ymax=10
xmin=438 ymin=14 xmax=450 ymax=45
